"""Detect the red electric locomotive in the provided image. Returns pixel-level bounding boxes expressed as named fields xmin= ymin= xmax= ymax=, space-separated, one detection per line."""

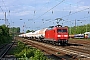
xmin=45 ymin=25 xmax=69 ymax=45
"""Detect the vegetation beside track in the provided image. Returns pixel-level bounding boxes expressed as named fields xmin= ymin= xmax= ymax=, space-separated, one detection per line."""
xmin=10 ymin=41 xmax=49 ymax=60
xmin=0 ymin=25 xmax=12 ymax=45
xmin=0 ymin=25 xmax=20 ymax=46
xmin=69 ymin=24 xmax=90 ymax=34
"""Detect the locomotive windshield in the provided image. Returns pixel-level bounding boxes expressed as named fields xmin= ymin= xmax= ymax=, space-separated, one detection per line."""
xmin=57 ymin=29 xmax=67 ymax=33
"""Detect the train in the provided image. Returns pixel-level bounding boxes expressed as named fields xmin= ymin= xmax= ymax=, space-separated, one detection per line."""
xmin=69 ymin=32 xmax=90 ymax=39
xmin=19 ymin=25 xmax=69 ymax=45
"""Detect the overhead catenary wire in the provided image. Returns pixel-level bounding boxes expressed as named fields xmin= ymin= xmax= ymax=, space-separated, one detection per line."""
xmin=32 ymin=0 xmax=65 ymax=25
xmin=36 ymin=0 xmax=90 ymax=28
xmin=0 ymin=0 xmax=11 ymax=26
xmin=2 ymin=0 xmax=8 ymax=12
xmin=79 ymin=16 xmax=90 ymax=20
xmin=61 ymin=7 xmax=90 ymax=19
xmin=36 ymin=0 xmax=65 ymax=19
xmin=63 ymin=7 xmax=90 ymax=21
xmin=57 ymin=0 xmax=90 ymax=19
xmin=38 ymin=0 xmax=88 ymax=21
xmin=0 ymin=6 xmax=4 ymax=14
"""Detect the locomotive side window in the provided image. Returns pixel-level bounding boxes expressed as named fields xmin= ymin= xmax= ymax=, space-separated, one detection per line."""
xmin=57 ymin=29 xmax=67 ymax=33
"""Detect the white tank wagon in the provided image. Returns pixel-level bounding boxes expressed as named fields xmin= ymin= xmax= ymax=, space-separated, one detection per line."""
xmin=37 ymin=28 xmax=48 ymax=38
xmin=18 ymin=32 xmax=33 ymax=38
xmin=18 ymin=34 xmax=26 ymax=38
xmin=23 ymin=32 xmax=34 ymax=39
xmin=18 ymin=28 xmax=47 ymax=39
xmin=28 ymin=28 xmax=48 ymax=39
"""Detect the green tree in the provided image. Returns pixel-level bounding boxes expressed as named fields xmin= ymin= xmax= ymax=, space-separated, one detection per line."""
xmin=69 ymin=24 xmax=90 ymax=34
xmin=0 ymin=25 xmax=12 ymax=45
xmin=26 ymin=30 xmax=31 ymax=33
xmin=26 ymin=30 xmax=35 ymax=33
xmin=17 ymin=27 xmax=20 ymax=33
xmin=9 ymin=27 xmax=20 ymax=36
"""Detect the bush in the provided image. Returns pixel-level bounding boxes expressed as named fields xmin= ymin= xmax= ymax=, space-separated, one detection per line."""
xmin=12 ymin=41 xmax=48 ymax=60
xmin=0 ymin=25 xmax=12 ymax=45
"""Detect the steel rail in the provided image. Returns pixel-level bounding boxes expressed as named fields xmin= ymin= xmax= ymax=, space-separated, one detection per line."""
xmin=0 ymin=42 xmax=14 ymax=59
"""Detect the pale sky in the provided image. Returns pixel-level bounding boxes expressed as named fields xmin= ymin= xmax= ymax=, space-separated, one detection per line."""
xmin=0 ymin=0 xmax=90 ymax=32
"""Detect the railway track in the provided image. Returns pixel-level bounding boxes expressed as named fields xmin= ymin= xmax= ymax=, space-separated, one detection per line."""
xmin=57 ymin=46 xmax=90 ymax=58
xmin=0 ymin=41 xmax=14 ymax=60
xmin=37 ymin=39 xmax=90 ymax=56
xmin=69 ymin=39 xmax=90 ymax=45
xmin=17 ymin=37 xmax=90 ymax=60
xmin=69 ymin=42 xmax=90 ymax=48
xmin=18 ymin=38 xmax=74 ymax=60
xmin=69 ymin=45 xmax=90 ymax=51
xmin=62 ymin=43 xmax=90 ymax=54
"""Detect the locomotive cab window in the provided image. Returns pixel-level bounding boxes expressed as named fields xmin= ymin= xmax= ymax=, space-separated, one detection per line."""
xmin=57 ymin=29 xmax=67 ymax=33
xmin=63 ymin=29 xmax=67 ymax=32
xmin=57 ymin=29 xmax=62 ymax=32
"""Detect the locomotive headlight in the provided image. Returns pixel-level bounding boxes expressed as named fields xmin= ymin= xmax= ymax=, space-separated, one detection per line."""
xmin=64 ymin=35 xmax=68 ymax=37
xmin=58 ymin=35 xmax=61 ymax=37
